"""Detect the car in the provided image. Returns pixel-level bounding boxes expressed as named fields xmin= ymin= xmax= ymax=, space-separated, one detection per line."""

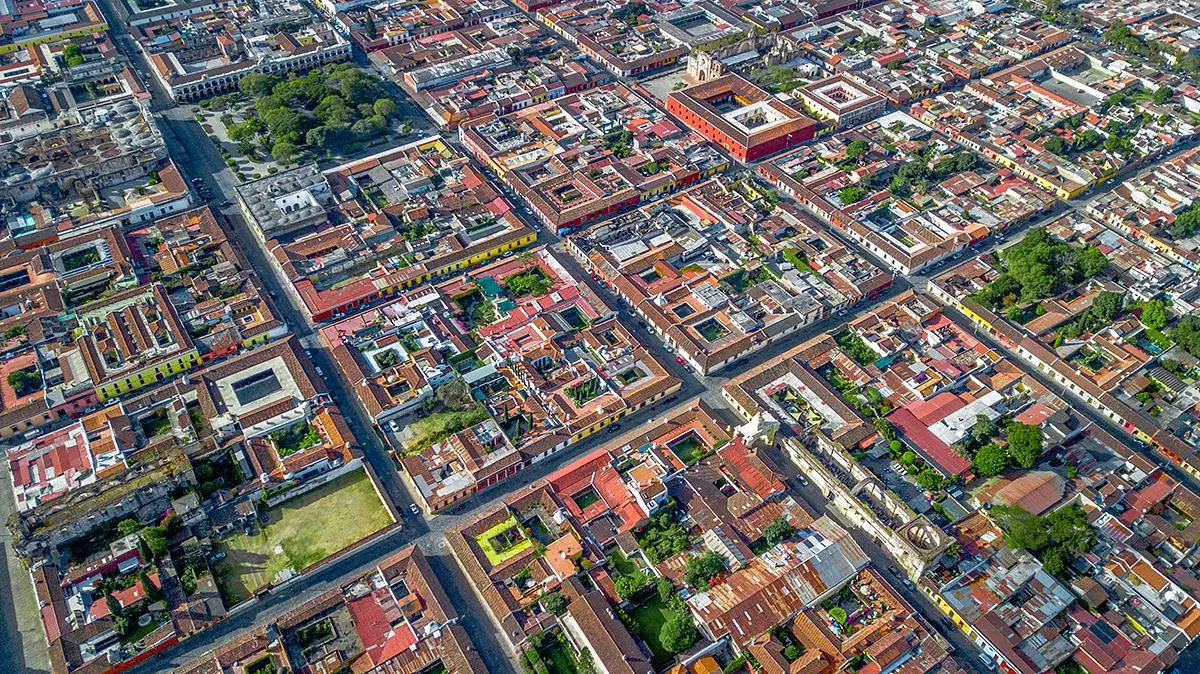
xmin=388 ymin=419 xmax=401 ymax=432
xmin=796 ymin=476 xmax=809 ymax=487
xmin=209 ymin=551 xmax=226 ymax=562
xmin=606 ymin=425 xmax=620 ymax=434
xmin=409 ymin=503 xmax=421 ymax=516
xmin=887 ymin=566 xmax=900 ymax=576
xmin=902 ymin=579 xmax=915 ymax=591
xmin=676 ymin=356 xmax=686 ymax=366
xmin=244 ymin=526 xmax=254 ymax=536
xmin=258 ymin=511 xmax=269 ymax=523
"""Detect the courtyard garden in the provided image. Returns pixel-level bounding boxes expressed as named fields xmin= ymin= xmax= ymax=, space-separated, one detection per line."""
xmin=475 ymin=516 xmax=533 ymax=566
xmin=213 ymin=470 xmax=391 ymax=605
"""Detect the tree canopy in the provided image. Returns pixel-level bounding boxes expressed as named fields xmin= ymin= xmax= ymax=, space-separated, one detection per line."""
xmin=684 ymin=551 xmax=726 ymax=591
xmin=973 ymin=228 xmax=1108 ymax=308
xmin=1006 ymin=422 xmax=1044 ymax=468
xmin=992 ymin=504 xmax=1095 ymax=576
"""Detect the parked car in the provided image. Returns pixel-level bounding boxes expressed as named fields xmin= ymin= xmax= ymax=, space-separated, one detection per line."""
xmin=409 ymin=503 xmax=421 ymax=516
xmin=209 ymin=551 xmax=226 ymax=563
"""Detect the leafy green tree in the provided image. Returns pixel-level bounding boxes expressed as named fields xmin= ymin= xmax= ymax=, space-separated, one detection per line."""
xmin=839 ymin=185 xmax=866 ymax=204
xmin=272 ymin=139 xmax=299 ymax=163
xmin=373 ymin=98 xmax=398 ymax=119
xmin=972 ymin=443 xmax=1009 ymax=477
xmin=659 ymin=611 xmax=697 ymax=654
xmin=1043 ymin=135 xmax=1067 ymax=155
xmin=916 ymin=470 xmax=944 ymax=491
xmin=1140 ymin=299 xmax=1169 ymax=330
xmin=829 ymin=606 xmax=849 ymax=629
xmin=657 ymin=578 xmax=675 ymax=603
xmin=1152 ymin=85 xmax=1173 ymax=104
xmin=363 ymin=11 xmax=377 ymax=38
xmin=264 ymin=107 xmax=306 ymax=139
xmin=1006 ymin=422 xmax=1044 ymax=468
xmin=118 ymin=519 xmax=142 ymax=536
xmin=763 ymin=517 xmax=793 ymax=547
xmin=576 ymin=648 xmax=597 ymax=674
xmin=1077 ymin=246 xmax=1109 ymax=278
xmin=1171 ymin=316 xmax=1200 ymax=357
xmin=845 ymin=139 xmax=870 ymax=161
xmin=1169 ymin=204 xmax=1200 ymax=239
xmin=239 ymin=73 xmax=280 ymax=98
xmin=971 ymin=415 xmax=998 ymax=445
xmin=139 ymin=525 xmax=169 ymax=559
xmin=996 ymin=505 xmax=1050 ymax=551
xmin=541 ymin=591 xmax=566 ymax=615
xmin=62 ymin=43 xmax=85 ymax=67
xmin=614 ymin=571 xmax=650 ymax=600
xmin=684 ymin=551 xmax=726 ymax=591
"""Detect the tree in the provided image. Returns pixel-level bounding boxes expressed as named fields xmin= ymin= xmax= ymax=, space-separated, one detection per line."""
xmin=829 ymin=606 xmax=849 ymax=629
xmin=660 ymin=612 xmax=697 ymax=653
xmin=118 ymin=519 xmax=142 ymax=536
xmin=541 ymin=591 xmax=566 ymax=615
xmin=315 ymin=94 xmax=353 ymax=126
xmin=1077 ymin=246 xmax=1109 ymax=278
xmin=916 ymin=470 xmax=944 ymax=491
xmin=139 ymin=526 xmax=169 ymax=559
xmin=6 ymin=367 xmax=41 ymax=397
xmin=1172 ymin=315 xmax=1200 ymax=358
xmin=576 ymin=648 xmax=597 ymax=674
xmin=845 ymin=139 xmax=870 ymax=161
xmin=994 ymin=506 xmax=1049 ymax=552
xmin=272 ymin=139 xmax=299 ymax=164
xmin=684 ymin=551 xmax=726 ymax=591
xmin=899 ymin=450 xmax=916 ymax=466
xmin=763 ymin=517 xmax=794 ymax=547
xmin=1140 ymin=298 xmax=1169 ymax=330
xmin=264 ymin=107 xmax=305 ymax=139
xmin=657 ymin=578 xmax=675 ymax=603
xmin=972 ymin=443 xmax=1009 ymax=477
xmin=373 ymin=98 xmax=398 ymax=119
xmin=1169 ymin=204 xmax=1200 ymax=239
xmin=1006 ymin=422 xmax=1044 ymax=468
xmin=1152 ymin=85 xmax=1173 ymax=104
xmin=363 ymin=10 xmax=377 ymax=38
xmin=436 ymin=378 xmax=476 ymax=411
xmin=1042 ymin=135 xmax=1067 ymax=155
xmin=839 ymin=186 xmax=866 ymax=204
xmin=614 ymin=571 xmax=650 ymax=600
xmin=62 ymin=42 xmax=85 ymax=67
xmin=239 ymin=73 xmax=280 ymax=98
xmin=970 ymin=415 xmax=998 ymax=445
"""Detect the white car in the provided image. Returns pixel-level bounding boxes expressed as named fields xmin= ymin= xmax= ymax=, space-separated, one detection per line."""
xmin=409 ymin=504 xmax=421 ymax=516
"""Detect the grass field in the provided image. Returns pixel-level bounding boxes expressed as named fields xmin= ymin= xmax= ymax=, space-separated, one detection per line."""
xmin=214 ymin=470 xmax=391 ymax=605
xmin=627 ymin=595 xmax=677 ymax=668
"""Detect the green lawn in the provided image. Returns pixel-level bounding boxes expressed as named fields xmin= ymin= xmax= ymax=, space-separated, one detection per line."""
xmin=474 ymin=515 xmax=532 ymax=566
xmin=668 ymin=435 xmax=707 ymax=465
xmin=401 ymin=407 xmax=489 ymax=455
xmin=542 ymin=639 xmax=579 ymax=674
xmin=214 ymin=470 xmax=391 ymax=605
xmin=607 ymin=551 xmax=639 ymax=576
xmin=628 ymin=595 xmax=677 ymax=668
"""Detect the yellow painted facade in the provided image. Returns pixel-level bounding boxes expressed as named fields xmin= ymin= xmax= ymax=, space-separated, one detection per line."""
xmin=0 ymin=22 xmax=109 ymax=54
xmin=96 ymin=350 xmax=202 ymax=401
